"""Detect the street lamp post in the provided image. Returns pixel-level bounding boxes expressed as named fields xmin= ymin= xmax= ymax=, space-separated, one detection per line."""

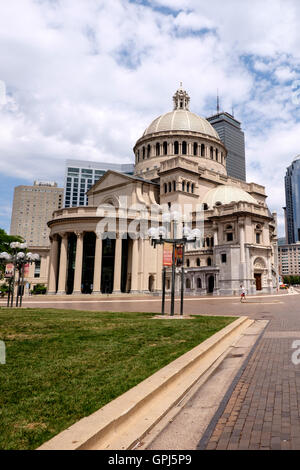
xmin=148 ymin=216 xmax=201 ymax=316
xmin=0 ymin=243 xmax=40 ymax=308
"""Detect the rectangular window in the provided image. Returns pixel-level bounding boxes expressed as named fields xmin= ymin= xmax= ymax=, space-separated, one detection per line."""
xmin=34 ymin=260 xmax=41 ymax=278
xmin=256 ymin=233 xmax=261 ymax=244
xmin=221 ymin=254 xmax=227 ymax=263
xmin=227 ymin=233 xmax=233 ymax=242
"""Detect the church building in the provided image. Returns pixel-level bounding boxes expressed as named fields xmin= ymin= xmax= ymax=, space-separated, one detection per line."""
xmin=47 ymin=86 xmax=279 ymax=296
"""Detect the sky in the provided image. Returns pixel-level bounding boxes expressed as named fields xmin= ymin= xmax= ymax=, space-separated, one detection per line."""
xmin=1 ymin=0 xmax=300 ymax=236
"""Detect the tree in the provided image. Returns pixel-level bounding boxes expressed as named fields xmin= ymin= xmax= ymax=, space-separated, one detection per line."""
xmin=0 ymin=229 xmax=23 ymax=279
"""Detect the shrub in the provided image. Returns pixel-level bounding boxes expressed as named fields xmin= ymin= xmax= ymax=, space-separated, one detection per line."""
xmin=0 ymin=283 xmax=9 ymax=297
xmin=31 ymin=284 xmax=47 ymax=295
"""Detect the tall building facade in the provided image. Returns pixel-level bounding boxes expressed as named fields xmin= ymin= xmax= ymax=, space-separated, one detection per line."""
xmin=285 ymin=156 xmax=300 ymax=244
xmin=207 ymin=112 xmax=246 ymax=181
xmin=64 ymin=160 xmax=134 ymax=208
xmin=10 ymin=181 xmax=63 ymax=246
xmin=278 ymin=243 xmax=300 ymax=277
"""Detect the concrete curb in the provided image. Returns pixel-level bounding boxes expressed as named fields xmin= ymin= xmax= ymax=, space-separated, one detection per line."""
xmin=38 ymin=316 xmax=253 ymax=451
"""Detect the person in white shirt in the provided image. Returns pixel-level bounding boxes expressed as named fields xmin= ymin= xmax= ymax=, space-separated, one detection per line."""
xmin=240 ymin=284 xmax=246 ymax=302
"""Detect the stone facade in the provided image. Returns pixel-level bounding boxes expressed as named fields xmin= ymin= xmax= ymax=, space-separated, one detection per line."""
xmin=47 ymin=86 xmax=279 ymax=296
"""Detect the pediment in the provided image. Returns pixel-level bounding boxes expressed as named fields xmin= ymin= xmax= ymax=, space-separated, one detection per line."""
xmin=88 ymin=171 xmax=136 ymax=195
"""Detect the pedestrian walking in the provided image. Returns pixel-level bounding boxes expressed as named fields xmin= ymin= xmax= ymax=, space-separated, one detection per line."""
xmin=240 ymin=284 xmax=246 ymax=302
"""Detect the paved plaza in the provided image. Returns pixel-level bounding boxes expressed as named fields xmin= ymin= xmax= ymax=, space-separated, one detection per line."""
xmin=2 ymin=290 xmax=300 ymax=450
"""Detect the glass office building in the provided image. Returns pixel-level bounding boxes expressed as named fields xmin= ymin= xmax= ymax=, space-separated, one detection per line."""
xmin=64 ymin=160 xmax=134 ymax=208
xmin=207 ymin=112 xmax=246 ymax=181
xmin=285 ymin=156 xmax=300 ymax=244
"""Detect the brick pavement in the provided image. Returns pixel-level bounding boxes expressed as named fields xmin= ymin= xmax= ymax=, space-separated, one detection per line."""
xmin=200 ymin=295 xmax=300 ymax=450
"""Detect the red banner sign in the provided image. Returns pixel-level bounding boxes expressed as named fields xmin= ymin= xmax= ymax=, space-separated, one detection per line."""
xmin=5 ymin=264 xmax=14 ymax=278
xmin=163 ymin=243 xmax=173 ymax=267
xmin=176 ymin=245 xmax=183 ymax=267
xmin=24 ymin=263 xmax=30 ymax=278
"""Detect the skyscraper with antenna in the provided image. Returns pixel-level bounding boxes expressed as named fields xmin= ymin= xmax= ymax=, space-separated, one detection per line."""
xmin=207 ymin=94 xmax=246 ymax=181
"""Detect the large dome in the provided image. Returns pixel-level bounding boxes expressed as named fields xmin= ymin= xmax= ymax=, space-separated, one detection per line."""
xmin=203 ymin=185 xmax=257 ymax=209
xmin=143 ymin=109 xmax=220 ymax=139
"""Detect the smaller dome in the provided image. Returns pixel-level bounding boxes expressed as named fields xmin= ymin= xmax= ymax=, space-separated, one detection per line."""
xmin=293 ymin=155 xmax=300 ymax=162
xmin=203 ymin=185 xmax=257 ymax=209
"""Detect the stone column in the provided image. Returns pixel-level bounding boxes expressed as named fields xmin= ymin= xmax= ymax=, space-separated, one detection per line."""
xmin=213 ymin=223 xmax=218 ymax=246
xmin=113 ymin=235 xmax=122 ymax=294
xmin=73 ymin=231 xmax=84 ymax=295
xmin=142 ymin=237 xmax=150 ymax=291
xmin=92 ymin=234 xmax=102 ymax=295
xmin=155 ymin=243 xmax=163 ymax=292
xmin=57 ymin=233 xmax=68 ymax=295
xmin=48 ymin=235 xmax=59 ymax=295
xmin=239 ymin=220 xmax=246 ymax=263
xmin=131 ymin=238 xmax=139 ymax=293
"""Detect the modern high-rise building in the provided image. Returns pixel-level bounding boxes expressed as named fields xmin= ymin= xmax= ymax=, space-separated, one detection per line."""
xmin=10 ymin=181 xmax=63 ymax=246
xmin=64 ymin=160 xmax=134 ymax=208
xmin=278 ymin=242 xmax=300 ymax=276
xmin=207 ymin=112 xmax=246 ymax=181
xmin=285 ymin=156 xmax=300 ymax=244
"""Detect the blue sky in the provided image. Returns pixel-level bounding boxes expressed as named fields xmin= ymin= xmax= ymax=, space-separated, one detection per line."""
xmin=1 ymin=0 xmax=300 ymax=236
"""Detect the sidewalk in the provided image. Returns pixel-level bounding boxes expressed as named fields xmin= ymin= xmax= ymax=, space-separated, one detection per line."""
xmin=199 ymin=304 xmax=300 ymax=450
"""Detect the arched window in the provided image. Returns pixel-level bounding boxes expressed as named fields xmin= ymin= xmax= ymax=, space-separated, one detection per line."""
xmin=203 ymin=203 xmax=208 ymax=211
xmin=173 ymin=181 xmax=176 ymax=191
xmin=197 ymin=258 xmax=201 ymax=267
xmin=147 ymin=145 xmax=151 ymax=159
xmin=187 ymin=182 xmax=190 ymax=193
xmin=163 ymin=141 xmax=168 ymax=155
xmin=207 ymin=257 xmax=212 ymax=266
xmin=182 ymin=141 xmax=187 ymax=155
xmin=191 ymin=184 xmax=194 ymax=194
xmin=216 ymin=149 xmax=219 ymax=161
xmin=168 ymin=182 xmax=172 ymax=192
xmin=174 ymin=141 xmax=179 ymax=155
xmin=206 ymin=237 xmax=210 ymax=247
xmin=187 ymin=259 xmax=190 ymax=267
xmin=197 ymin=278 xmax=202 ymax=289
xmin=164 ymin=183 xmax=167 ymax=193
xmin=143 ymin=147 xmax=145 ymax=160
xmin=186 ymin=278 xmax=191 ymax=289
xmin=137 ymin=150 xmax=140 ymax=162
xmin=182 ymin=181 xmax=186 ymax=192
xmin=156 ymin=143 xmax=160 ymax=156
xmin=226 ymin=224 xmax=233 ymax=230
xmin=211 ymin=237 xmax=214 ymax=247
xmin=210 ymin=147 xmax=214 ymax=159
xmin=193 ymin=142 xmax=198 ymax=156
xmin=201 ymin=144 xmax=205 ymax=157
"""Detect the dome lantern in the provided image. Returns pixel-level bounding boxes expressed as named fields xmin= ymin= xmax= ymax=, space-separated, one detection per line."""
xmin=173 ymin=83 xmax=190 ymax=111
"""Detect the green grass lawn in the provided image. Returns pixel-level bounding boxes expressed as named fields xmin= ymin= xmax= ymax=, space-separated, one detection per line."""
xmin=0 ymin=308 xmax=235 ymax=450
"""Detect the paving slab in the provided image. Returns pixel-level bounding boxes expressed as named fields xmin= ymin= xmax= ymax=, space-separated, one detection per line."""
xmin=137 ymin=320 xmax=268 ymax=450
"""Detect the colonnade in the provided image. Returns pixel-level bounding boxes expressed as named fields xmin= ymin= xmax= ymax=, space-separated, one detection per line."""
xmin=48 ymin=231 xmax=146 ymax=295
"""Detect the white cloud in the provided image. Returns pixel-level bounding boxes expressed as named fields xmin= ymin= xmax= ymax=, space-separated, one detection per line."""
xmin=0 ymin=0 xmax=300 ymax=237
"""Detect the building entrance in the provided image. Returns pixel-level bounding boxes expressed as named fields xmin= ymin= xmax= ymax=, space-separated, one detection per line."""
xmin=254 ymin=273 xmax=262 ymax=291
xmin=207 ymin=275 xmax=214 ymax=293
xmin=101 ymin=239 xmax=116 ymax=294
